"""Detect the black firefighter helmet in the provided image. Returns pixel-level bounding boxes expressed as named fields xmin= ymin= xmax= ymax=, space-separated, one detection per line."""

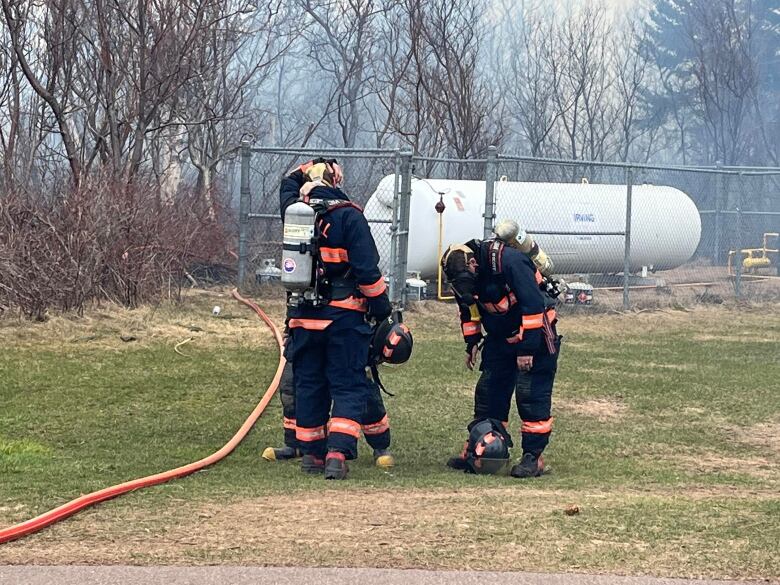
xmin=370 ymin=310 xmax=413 ymax=366
xmin=465 ymin=418 xmax=511 ymax=475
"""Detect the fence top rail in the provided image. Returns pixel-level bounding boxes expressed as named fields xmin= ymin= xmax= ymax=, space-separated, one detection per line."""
xmin=248 ymin=146 xmax=400 ymax=156
xmin=413 ymin=156 xmax=488 ymax=164
xmin=239 ymin=144 xmax=780 ymax=177
xmin=496 ymin=153 xmax=780 ymax=177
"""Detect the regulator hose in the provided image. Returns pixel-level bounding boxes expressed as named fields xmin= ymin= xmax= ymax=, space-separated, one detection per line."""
xmin=0 ymin=289 xmax=284 ymax=545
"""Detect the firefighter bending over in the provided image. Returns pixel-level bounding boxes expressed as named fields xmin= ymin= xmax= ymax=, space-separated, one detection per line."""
xmin=280 ymin=158 xmax=393 ymax=480
xmin=441 ymin=233 xmax=562 ymax=477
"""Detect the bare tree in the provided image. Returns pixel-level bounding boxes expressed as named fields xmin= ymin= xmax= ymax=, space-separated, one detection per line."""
xmin=685 ymin=0 xmax=760 ymax=165
xmin=176 ymin=0 xmax=297 ymax=215
xmin=613 ymin=17 xmax=653 ymax=162
xmin=1 ymin=0 xmax=85 ymax=184
xmin=500 ymin=14 xmax=561 ymax=157
xmin=412 ymin=0 xmax=503 ymax=162
xmin=296 ymin=0 xmax=394 ymax=148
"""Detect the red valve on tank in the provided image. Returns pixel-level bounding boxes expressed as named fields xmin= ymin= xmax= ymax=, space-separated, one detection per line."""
xmin=435 ymin=192 xmax=446 ymax=214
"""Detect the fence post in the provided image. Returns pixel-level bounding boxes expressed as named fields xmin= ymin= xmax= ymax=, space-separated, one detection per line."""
xmin=734 ymin=172 xmax=744 ymax=300
xmin=623 ymin=167 xmax=634 ymax=310
xmin=714 ymin=162 xmax=723 ymax=264
xmin=392 ymin=151 xmax=413 ymax=308
xmin=484 ymin=146 xmax=497 ymax=239
xmin=388 ymin=150 xmax=401 ymax=304
xmin=237 ymin=141 xmax=251 ymax=289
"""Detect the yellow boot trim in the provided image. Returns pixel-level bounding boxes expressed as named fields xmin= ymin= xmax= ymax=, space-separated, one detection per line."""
xmin=375 ymin=454 xmax=395 ymax=469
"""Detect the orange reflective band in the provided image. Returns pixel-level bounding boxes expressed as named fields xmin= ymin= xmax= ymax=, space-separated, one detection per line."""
xmin=361 ymin=415 xmax=390 ymax=436
xmin=359 ymin=277 xmax=387 ymax=298
xmin=521 ymin=418 xmax=553 ymax=434
xmin=383 ymin=345 xmax=394 ymax=358
xmin=296 ymin=425 xmax=326 ymax=442
xmin=483 ymin=292 xmax=517 ymax=314
xmin=328 ymin=417 xmax=361 ymax=438
xmin=283 ymin=417 xmax=297 ymax=431
xmin=462 ymin=321 xmax=481 ymax=336
xmin=329 ymin=296 xmax=367 ymax=312
xmin=288 ymin=318 xmax=333 ymax=330
xmin=388 ymin=331 xmax=401 ymax=345
xmin=522 ymin=313 xmax=545 ymax=329
xmin=320 ymin=247 xmax=349 ymax=263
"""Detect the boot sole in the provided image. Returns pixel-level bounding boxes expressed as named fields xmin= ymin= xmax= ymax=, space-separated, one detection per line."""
xmin=324 ymin=471 xmax=348 ymax=480
xmin=324 ymin=461 xmax=348 ymax=480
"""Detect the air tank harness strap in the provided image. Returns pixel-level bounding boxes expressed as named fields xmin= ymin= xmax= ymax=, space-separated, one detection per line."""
xmin=306 ymin=197 xmax=364 ymax=214
xmin=542 ymin=311 xmax=557 ymax=355
xmin=488 ymin=239 xmax=504 ymax=274
xmin=283 ymin=242 xmax=316 ymax=254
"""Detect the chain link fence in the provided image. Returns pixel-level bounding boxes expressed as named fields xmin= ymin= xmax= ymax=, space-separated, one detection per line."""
xmin=236 ymin=143 xmax=780 ymax=309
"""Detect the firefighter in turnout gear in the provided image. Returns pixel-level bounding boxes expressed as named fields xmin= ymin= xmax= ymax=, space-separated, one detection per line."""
xmin=441 ymin=237 xmax=562 ymax=478
xmin=280 ymin=158 xmax=392 ymax=480
xmin=261 ymin=360 xmax=394 ymax=469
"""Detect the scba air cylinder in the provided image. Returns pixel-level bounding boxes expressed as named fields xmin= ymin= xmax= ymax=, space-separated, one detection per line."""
xmin=282 ymin=201 xmax=316 ymax=291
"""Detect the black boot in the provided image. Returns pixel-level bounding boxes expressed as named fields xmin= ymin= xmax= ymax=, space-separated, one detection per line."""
xmin=510 ymin=453 xmax=545 ymax=478
xmin=301 ymin=454 xmax=325 ymax=474
xmin=324 ymin=452 xmax=349 ymax=480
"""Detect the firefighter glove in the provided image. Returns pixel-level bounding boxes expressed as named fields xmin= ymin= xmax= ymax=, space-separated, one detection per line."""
xmin=465 ymin=333 xmax=483 ymax=355
xmin=367 ymin=293 xmax=392 ymax=322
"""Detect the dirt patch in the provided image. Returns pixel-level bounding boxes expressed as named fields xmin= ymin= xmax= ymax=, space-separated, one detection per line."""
xmin=741 ymin=420 xmax=780 ymax=457
xmin=557 ymin=397 xmax=629 ymax=421
xmin=0 ymin=289 xmax=287 ymax=352
xmin=671 ymin=452 xmax=779 ymax=481
xmin=0 ymin=486 xmax=777 ymax=577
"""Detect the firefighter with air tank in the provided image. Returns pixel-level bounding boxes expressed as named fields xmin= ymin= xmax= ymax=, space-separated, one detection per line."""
xmin=441 ymin=220 xmax=564 ymax=477
xmin=278 ymin=158 xmax=412 ymax=480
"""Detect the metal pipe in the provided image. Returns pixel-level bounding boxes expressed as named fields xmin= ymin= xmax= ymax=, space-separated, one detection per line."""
xmin=388 ymin=151 xmax=401 ymax=304
xmin=623 ymin=167 xmax=633 ymax=310
xmin=237 ymin=142 xmax=251 ymax=288
xmin=735 ymin=173 xmax=744 ymax=299
xmin=484 ymin=146 xmax=497 ymax=239
xmin=394 ymin=151 xmax=413 ymax=308
xmin=496 ymin=153 xmax=780 ymax=177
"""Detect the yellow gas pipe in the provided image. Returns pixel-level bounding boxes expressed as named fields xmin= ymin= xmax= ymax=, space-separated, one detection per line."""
xmin=436 ymin=192 xmax=455 ymax=300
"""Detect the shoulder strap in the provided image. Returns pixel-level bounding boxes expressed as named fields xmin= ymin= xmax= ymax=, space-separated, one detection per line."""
xmin=487 ymin=239 xmax=504 ymax=275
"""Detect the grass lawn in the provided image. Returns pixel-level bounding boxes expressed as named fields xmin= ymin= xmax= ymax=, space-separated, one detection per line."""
xmin=0 ymin=290 xmax=778 ymax=579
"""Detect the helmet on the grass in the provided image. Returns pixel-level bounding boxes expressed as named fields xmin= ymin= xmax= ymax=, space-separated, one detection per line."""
xmin=465 ymin=418 xmax=511 ymax=475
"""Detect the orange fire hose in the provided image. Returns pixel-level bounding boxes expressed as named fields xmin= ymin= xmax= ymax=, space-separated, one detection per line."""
xmin=0 ymin=289 xmax=284 ymax=545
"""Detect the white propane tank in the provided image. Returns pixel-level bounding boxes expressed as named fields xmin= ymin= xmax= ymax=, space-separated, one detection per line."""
xmin=365 ymin=175 xmax=702 ymax=278
xmin=281 ymin=201 xmax=316 ymax=290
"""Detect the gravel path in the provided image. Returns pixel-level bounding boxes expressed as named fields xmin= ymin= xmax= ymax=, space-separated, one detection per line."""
xmin=0 ymin=566 xmax=771 ymax=585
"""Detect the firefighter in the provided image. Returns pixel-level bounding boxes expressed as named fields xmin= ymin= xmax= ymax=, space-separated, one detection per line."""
xmin=261 ymin=360 xmax=394 ymax=469
xmin=441 ymin=237 xmax=562 ymax=478
xmin=280 ymin=158 xmax=392 ymax=480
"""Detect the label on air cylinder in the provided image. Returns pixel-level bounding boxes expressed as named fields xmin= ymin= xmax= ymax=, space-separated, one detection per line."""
xmin=284 ymin=224 xmax=315 ymax=239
